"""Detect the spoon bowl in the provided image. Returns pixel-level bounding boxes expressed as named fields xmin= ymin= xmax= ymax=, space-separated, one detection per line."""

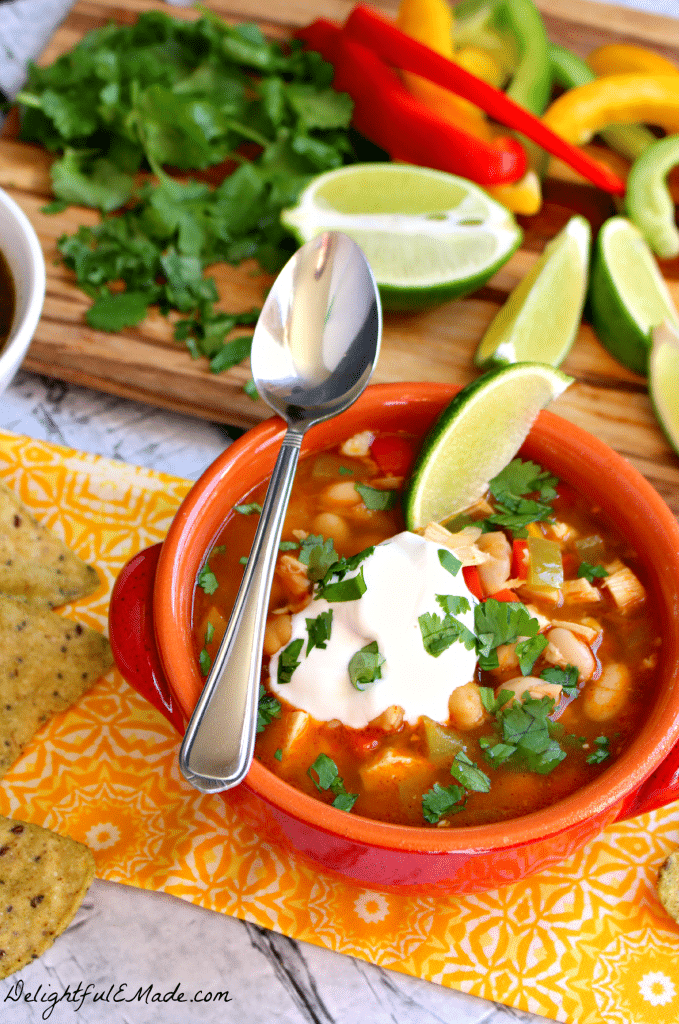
xmin=179 ymin=231 xmax=381 ymax=793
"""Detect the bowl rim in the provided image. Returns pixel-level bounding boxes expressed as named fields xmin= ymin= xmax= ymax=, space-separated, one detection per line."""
xmin=0 ymin=186 xmax=46 ymax=389
xmin=154 ymin=381 xmax=679 ymax=853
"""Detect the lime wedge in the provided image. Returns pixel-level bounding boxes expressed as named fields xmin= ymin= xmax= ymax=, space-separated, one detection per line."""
xmin=474 ymin=215 xmax=590 ymax=369
xmin=280 ymin=163 xmax=522 ymax=310
xmin=404 ymin=363 xmax=573 ymax=530
xmin=649 ymin=321 xmax=679 ymax=457
xmin=588 ymin=216 xmax=679 ymax=375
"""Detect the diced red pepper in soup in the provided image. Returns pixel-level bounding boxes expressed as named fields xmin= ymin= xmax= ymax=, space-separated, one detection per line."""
xmin=192 ymin=432 xmax=661 ymax=829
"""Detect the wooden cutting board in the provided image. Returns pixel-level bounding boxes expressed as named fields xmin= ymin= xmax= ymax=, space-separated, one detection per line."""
xmin=1 ymin=0 xmax=679 ymax=512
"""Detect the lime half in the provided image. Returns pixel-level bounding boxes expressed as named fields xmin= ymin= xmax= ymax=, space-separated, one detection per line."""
xmin=588 ymin=216 xmax=679 ymax=375
xmin=404 ymin=363 xmax=573 ymax=530
xmin=474 ymin=215 xmax=590 ymax=369
xmin=281 ymin=163 xmax=522 ymax=311
xmin=649 ymin=321 xmax=679 ymax=457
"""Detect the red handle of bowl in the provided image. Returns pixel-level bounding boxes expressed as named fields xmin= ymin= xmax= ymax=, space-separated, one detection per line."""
xmin=615 ymin=738 xmax=679 ymax=821
xmin=109 ymin=544 xmax=185 ymax=736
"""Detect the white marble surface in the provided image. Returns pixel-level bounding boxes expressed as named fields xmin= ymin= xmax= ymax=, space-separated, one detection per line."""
xmin=0 ymin=0 xmax=677 ymax=1020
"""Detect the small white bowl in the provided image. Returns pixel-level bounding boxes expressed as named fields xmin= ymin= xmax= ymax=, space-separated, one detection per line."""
xmin=0 ymin=186 xmax=46 ymax=393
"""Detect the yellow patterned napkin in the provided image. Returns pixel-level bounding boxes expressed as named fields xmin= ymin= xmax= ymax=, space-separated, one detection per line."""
xmin=0 ymin=429 xmax=677 ymax=1024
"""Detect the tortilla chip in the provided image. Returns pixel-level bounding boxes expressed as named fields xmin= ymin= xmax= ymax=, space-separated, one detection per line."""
xmin=657 ymin=850 xmax=679 ymax=924
xmin=0 ymin=480 xmax=100 ymax=606
xmin=0 ymin=594 xmax=113 ymax=779
xmin=0 ymin=815 xmax=94 ymax=977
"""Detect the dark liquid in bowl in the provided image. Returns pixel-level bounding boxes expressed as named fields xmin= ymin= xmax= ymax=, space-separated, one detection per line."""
xmin=0 ymin=248 xmax=16 ymax=352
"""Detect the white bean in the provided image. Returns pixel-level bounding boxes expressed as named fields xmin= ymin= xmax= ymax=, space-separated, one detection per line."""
xmin=544 ymin=627 xmax=596 ymax=682
xmin=448 ymin=682 xmax=488 ymax=731
xmin=582 ymin=663 xmax=631 ymax=722
xmin=321 ymin=480 xmax=362 ymax=507
xmin=497 ymin=676 xmax=563 ymax=706
xmin=263 ymin=613 xmax=292 ymax=657
xmin=476 ymin=531 xmax=512 ymax=595
xmin=311 ymin=511 xmax=350 ymax=546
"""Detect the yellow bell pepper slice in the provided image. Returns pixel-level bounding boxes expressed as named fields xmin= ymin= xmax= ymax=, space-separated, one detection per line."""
xmin=587 ymin=43 xmax=679 ymax=79
xmin=396 ymin=0 xmax=493 ymax=139
xmin=486 ymin=170 xmax=542 ymax=215
xmin=543 ymin=76 xmax=679 ymax=146
xmin=454 ymin=45 xmax=504 ymax=88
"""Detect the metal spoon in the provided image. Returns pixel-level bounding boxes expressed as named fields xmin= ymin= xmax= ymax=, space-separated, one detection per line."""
xmin=179 ymin=231 xmax=382 ymax=793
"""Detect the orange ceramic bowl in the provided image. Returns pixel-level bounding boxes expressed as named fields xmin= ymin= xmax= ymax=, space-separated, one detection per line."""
xmin=110 ymin=382 xmax=679 ymax=893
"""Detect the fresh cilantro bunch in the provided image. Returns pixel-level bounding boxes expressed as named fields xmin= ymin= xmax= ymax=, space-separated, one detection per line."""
xmin=16 ymin=12 xmax=355 ymax=363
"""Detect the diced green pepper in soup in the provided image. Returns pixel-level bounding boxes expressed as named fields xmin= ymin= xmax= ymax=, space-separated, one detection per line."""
xmin=192 ymin=432 xmax=660 ymax=829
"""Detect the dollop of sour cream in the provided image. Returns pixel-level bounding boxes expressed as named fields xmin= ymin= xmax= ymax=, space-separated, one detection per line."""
xmin=268 ymin=531 xmax=478 ymax=729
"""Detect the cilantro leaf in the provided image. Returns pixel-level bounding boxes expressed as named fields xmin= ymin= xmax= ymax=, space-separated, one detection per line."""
xmin=418 ymin=610 xmax=475 ymax=658
xmin=86 ymin=290 xmax=150 ymax=331
xmin=277 ymin=638 xmax=304 ymax=685
xmin=540 ymin=664 xmax=579 ymax=695
xmin=307 ymin=754 xmax=357 ymax=811
xmin=450 ymin=752 xmax=491 ymax=793
xmin=257 ymin=685 xmax=281 ymax=733
xmin=234 ymin=502 xmax=262 ymax=515
xmin=485 ymin=493 xmax=554 ymax=533
xmin=318 ymin=566 xmax=367 ymax=603
xmin=354 ymin=483 xmax=396 ymax=511
xmin=348 ymin=641 xmax=385 ymax=691
xmin=577 ymin=561 xmax=609 ymax=583
xmin=197 ymin=562 xmax=218 ymax=595
xmin=586 ymin=735 xmax=611 ymax=764
xmin=199 ymin=648 xmax=211 ymax=675
xmin=305 ymin=610 xmax=333 ymax=655
xmin=298 ymin=534 xmax=337 ymax=582
xmin=490 ymin=459 xmax=559 ymax=502
xmin=422 ymin=782 xmax=466 ymax=823
xmin=515 ymin=634 xmax=549 ymax=675
xmin=438 ymin=548 xmax=462 ymax=577
xmin=473 ymin=599 xmax=540 ymax=670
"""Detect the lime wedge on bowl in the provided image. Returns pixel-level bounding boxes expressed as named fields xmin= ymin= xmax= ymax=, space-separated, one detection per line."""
xmin=281 ymin=163 xmax=522 ymax=311
xmin=649 ymin=321 xmax=679 ymax=457
xmin=588 ymin=216 xmax=679 ymax=375
xmin=404 ymin=362 xmax=573 ymax=530
xmin=474 ymin=215 xmax=590 ymax=369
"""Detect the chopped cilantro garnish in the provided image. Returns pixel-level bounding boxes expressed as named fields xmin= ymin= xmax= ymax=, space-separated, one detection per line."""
xmin=540 ymin=664 xmax=579 ymax=695
xmin=205 ymin=621 xmax=215 ymax=645
xmin=485 ymin=493 xmax=554 ymax=533
xmin=243 ymin=378 xmax=259 ymax=401
xmin=422 ymin=782 xmax=466 ymax=823
xmin=474 ymin=599 xmax=540 ymax=671
xmin=586 ymin=735 xmax=611 ymax=764
xmin=305 ymin=610 xmax=333 ymax=655
xmin=257 ymin=685 xmax=281 ymax=734
xmin=199 ymin=648 xmax=211 ymax=675
xmin=196 ymin=563 xmax=218 ymax=595
xmin=479 ymin=693 xmax=567 ymax=775
xmin=278 ymin=540 xmax=299 ymax=551
xmin=450 ymin=751 xmax=491 ymax=793
xmin=577 ymin=561 xmax=609 ymax=583
xmin=318 ymin=566 xmax=367 ymax=603
xmin=234 ymin=502 xmax=262 ymax=515
xmin=274 ymin=748 xmax=282 ymax=762
xmin=307 ymin=754 xmax=358 ymax=812
xmin=515 ymin=634 xmax=549 ymax=675
xmin=338 ymin=465 xmax=354 ymax=475
xmin=277 ymin=638 xmax=304 ymax=685
xmin=490 ymin=459 xmax=559 ymax=502
xmin=348 ymin=641 xmax=385 ymax=691
xmin=438 ymin=548 xmax=462 ymax=577
xmin=418 ymin=607 xmax=476 ymax=658
xmin=298 ymin=534 xmax=338 ymax=582
xmin=354 ymin=483 xmax=396 ymax=510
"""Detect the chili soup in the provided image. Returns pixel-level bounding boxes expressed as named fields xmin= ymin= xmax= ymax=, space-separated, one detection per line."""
xmin=192 ymin=430 xmax=660 ymax=829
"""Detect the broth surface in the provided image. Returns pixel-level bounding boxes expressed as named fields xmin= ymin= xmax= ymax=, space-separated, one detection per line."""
xmin=0 ymin=248 xmax=15 ymax=351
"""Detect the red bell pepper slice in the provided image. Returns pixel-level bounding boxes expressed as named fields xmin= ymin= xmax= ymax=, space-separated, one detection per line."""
xmin=296 ymin=20 xmax=526 ymax=186
xmin=511 ymin=538 xmax=529 ymax=580
xmin=344 ymin=4 xmax=626 ymax=196
xmin=488 ymin=588 xmax=519 ymax=602
xmin=370 ymin=436 xmax=415 ymax=476
xmin=462 ymin=564 xmax=484 ymax=600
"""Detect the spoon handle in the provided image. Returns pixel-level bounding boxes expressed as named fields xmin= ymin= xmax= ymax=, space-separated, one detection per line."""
xmin=179 ymin=428 xmax=304 ymax=792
